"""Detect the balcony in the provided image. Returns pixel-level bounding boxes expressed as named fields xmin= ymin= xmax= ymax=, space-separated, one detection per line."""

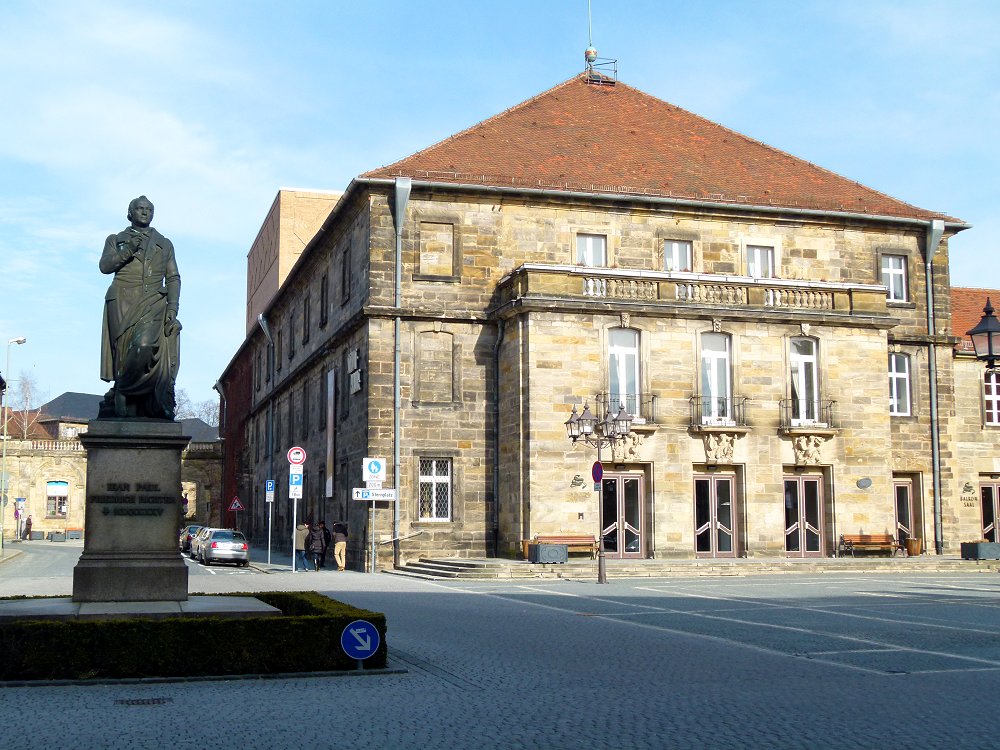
xmin=688 ymin=396 xmax=750 ymax=430
xmin=494 ymin=264 xmax=891 ymax=321
xmin=778 ymin=399 xmax=838 ymax=433
xmin=595 ymin=392 xmax=658 ymax=424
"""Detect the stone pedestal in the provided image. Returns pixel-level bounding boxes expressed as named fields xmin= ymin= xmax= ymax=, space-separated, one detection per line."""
xmin=73 ymin=420 xmax=190 ymax=602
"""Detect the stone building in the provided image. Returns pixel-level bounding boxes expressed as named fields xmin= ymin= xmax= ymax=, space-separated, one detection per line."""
xmin=219 ymin=73 xmax=993 ymax=568
xmin=0 ymin=392 xmax=221 ymax=540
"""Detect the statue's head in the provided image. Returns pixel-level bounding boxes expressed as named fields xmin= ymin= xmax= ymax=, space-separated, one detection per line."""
xmin=127 ymin=196 xmax=154 ymax=227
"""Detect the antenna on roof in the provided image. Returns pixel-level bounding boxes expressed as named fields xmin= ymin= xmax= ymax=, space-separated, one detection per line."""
xmin=583 ymin=0 xmax=617 ymax=85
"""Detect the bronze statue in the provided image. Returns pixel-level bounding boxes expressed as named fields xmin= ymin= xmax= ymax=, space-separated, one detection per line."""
xmin=98 ymin=196 xmax=181 ymax=419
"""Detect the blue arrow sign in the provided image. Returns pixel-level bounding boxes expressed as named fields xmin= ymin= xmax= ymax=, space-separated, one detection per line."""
xmin=341 ymin=620 xmax=380 ymax=660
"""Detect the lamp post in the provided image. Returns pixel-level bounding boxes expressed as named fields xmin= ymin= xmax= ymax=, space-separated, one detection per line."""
xmin=1 ymin=336 xmax=27 ymax=554
xmin=565 ymin=400 xmax=634 ymax=584
xmin=967 ymin=298 xmax=1000 ymax=371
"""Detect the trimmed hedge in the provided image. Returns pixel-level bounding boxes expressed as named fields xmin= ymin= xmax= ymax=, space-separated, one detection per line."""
xmin=0 ymin=591 xmax=387 ymax=681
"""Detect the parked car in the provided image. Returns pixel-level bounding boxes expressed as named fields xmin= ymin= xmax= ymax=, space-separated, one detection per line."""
xmin=178 ymin=524 xmax=203 ymax=553
xmin=199 ymin=529 xmax=250 ymax=567
xmin=189 ymin=526 xmax=214 ymax=560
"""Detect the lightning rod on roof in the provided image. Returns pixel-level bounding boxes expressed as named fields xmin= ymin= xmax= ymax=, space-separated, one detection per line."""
xmin=583 ymin=0 xmax=616 ymax=85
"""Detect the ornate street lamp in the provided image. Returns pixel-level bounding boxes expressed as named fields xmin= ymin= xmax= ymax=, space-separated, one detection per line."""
xmin=1 ymin=336 xmax=27 ymax=554
xmin=565 ymin=399 xmax=635 ymax=584
xmin=967 ymin=298 xmax=1000 ymax=371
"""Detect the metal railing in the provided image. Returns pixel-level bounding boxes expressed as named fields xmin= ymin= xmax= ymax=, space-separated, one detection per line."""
xmin=595 ymin=392 xmax=658 ymax=423
xmin=779 ymin=399 xmax=838 ymax=429
xmin=688 ymin=396 xmax=749 ymax=427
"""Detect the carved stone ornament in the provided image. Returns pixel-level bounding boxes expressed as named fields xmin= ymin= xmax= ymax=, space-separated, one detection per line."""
xmin=610 ymin=432 xmax=644 ymax=462
xmin=712 ymin=318 xmax=722 ymax=333
xmin=620 ymin=312 xmax=630 ymax=328
xmin=793 ymin=434 xmax=826 ymax=465
xmin=800 ymin=323 xmax=811 ymax=336
xmin=703 ymin=432 xmax=736 ymax=463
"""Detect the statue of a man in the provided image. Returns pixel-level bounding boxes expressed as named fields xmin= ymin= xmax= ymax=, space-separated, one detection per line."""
xmin=98 ymin=196 xmax=181 ymax=419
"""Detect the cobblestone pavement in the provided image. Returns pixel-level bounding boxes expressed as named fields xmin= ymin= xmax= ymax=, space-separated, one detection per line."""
xmin=3 ymin=559 xmax=1000 ymax=748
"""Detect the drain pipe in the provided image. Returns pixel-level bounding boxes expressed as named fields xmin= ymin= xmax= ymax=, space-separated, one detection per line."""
xmin=391 ymin=178 xmax=411 ymax=568
xmin=491 ymin=319 xmax=506 ymax=555
xmin=925 ymin=219 xmax=945 ymax=554
xmin=257 ymin=313 xmax=275 ymax=563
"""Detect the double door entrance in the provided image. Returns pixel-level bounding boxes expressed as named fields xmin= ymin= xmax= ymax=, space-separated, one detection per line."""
xmin=600 ymin=473 xmax=644 ymax=558
xmin=783 ymin=475 xmax=824 ymax=557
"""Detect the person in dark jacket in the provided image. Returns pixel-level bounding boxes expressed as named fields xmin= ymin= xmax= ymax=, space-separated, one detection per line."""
xmin=307 ymin=523 xmax=325 ymax=572
xmin=318 ymin=521 xmax=331 ymax=569
xmin=23 ymin=515 xmax=32 ymax=541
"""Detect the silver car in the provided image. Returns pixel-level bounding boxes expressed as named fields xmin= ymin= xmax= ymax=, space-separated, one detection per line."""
xmin=199 ymin=529 xmax=250 ymax=567
xmin=188 ymin=526 xmax=213 ymax=559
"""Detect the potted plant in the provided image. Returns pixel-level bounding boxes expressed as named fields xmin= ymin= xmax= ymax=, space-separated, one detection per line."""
xmin=960 ymin=539 xmax=1000 ymax=560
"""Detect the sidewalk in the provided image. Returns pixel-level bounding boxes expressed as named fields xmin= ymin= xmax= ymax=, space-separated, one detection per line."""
xmin=248 ymin=546 xmax=351 ymax=575
xmin=0 ymin=543 xmax=24 ymax=565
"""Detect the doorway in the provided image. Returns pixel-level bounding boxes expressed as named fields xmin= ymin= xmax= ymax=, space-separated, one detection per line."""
xmin=980 ymin=482 xmax=1000 ymax=542
xmin=600 ymin=473 xmax=644 ymax=558
xmin=783 ymin=475 xmax=824 ymax=557
xmin=694 ymin=474 xmax=737 ymax=558
xmin=894 ymin=477 xmax=922 ymax=550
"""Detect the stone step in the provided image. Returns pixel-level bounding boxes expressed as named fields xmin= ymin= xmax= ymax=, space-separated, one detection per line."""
xmin=385 ymin=556 xmax=1000 ymax=580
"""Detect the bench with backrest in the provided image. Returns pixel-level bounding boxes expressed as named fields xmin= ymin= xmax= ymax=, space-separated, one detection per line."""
xmin=838 ymin=533 xmax=902 ymax=557
xmin=521 ymin=534 xmax=599 ymax=560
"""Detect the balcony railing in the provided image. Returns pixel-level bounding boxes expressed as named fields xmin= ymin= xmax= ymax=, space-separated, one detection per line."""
xmin=779 ymin=399 xmax=838 ymax=430
xmin=595 ymin=392 xmax=658 ymax=424
xmin=688 ymin=396 xmax=750 ymax=428
xmin=495 ymin=264 xmax=890 ymax=318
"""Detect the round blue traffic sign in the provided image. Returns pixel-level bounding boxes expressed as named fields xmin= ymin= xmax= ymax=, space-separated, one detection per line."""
xmin=341 ymin=619 xmax=380 ymax=660
xmin=592 ymin=461 xmax=604 ymax=483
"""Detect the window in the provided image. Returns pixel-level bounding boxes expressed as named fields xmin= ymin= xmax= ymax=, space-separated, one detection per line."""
xmin=790 ymin=337 xmax=820 ymax=424
xmin=288 ymin=312 xmax=296 ymax=360
xmin=576 ymin=234 xmax=607 ymax=267
xmin=888 ymin=352 xmax=911 ymax=416
xmin=341 ymin=248 xmax=351 ymax=302
xmin=700 ymin=332 xmax=732 ymax=423
xmin=608 ymin=328 xmax=640 ymax=417
xmin=663 ymin=240 xmax=693 ymax=272
xmin=287 ymin=393 xmax=295 ymax=441
xmin=986 ymin=372 xmax=1000 ymax=426
xmin=276 ymin=330 xmax=283 ymax=372
xmin=747 ymin=245 xmax=775 ymax=279
xmin=319 ymin=274 xmax=329 ymax=327
xmin=416 ymin=331 xmax=454 ymax=403
xmin=254 ymin=351 xmax=261 ymax=392
xmin=320 ymin=371 xmax=330 ymax=432
xmin=265 ymin=344 xmax=272 ymax=383
xmin=302 ymin=381 xmax=310 ymax=436
xmin=46 ymin=481 xmax=68 ymax=518
xmin=419 ymin=458 xmax=452 ymax=521
xmin=302 ymin=293 xmax=311 ymax=344
xmin=881 ymin=254 xmax=908 ymax=302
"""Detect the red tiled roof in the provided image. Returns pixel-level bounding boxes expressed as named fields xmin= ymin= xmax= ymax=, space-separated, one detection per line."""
xmin=364 ymin=75 xmax=960 ymax=222
xmin=952 ymin=287 xmax=1000 ymax=352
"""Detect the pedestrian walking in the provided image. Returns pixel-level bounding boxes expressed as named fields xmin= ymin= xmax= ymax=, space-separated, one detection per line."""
xmin=318 ymin=521 xmax=331 ymax=569
xmin=307 ymin=523 xmax=325 ymax=572
xmin=23 ymin=515 xmax=32 ymax=541
xmin=294 ymin=521 xmax=310 ymax=571
xmin=332 ymin=520 xmax=348 ymax=571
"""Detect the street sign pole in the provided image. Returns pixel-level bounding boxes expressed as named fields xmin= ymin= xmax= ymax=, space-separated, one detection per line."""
xmin=370 ymin=498 xmax=376 ymax=574
xmin=287 ymin=448 xmax=306 ymax=572
xmin=267 ymin=494 xmax=273 ymax=566
xmin=291 ymin=487 xmax=298 ymax=572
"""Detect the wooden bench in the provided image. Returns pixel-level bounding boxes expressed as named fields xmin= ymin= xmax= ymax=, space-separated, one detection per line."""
xmin=521 ymin=535 xmax=599 ymax=560
xmin=838 ymin=533 xmax=902 ymax=557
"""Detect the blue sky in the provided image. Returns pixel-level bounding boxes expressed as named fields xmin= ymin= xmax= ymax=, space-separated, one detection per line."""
xmin=1 ymin=0 xmax=998 ymax=407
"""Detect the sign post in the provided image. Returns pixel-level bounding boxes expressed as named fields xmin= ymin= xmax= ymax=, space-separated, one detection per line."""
xmin=288 ymin=447 xmax=306 ymax=572
xmin=265 ymin=479 xmax=275 ymax=564
xmin=359 ymin=458 xmax=386 ymax=574
xmin=341 ymin=619 xmax=381 ymax=669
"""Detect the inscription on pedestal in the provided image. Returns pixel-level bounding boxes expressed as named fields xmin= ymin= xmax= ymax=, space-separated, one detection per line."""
xmin=89 ymin=482 xmax=176 ymax=517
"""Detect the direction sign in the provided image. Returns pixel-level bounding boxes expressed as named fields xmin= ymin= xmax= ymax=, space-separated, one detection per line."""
xmin=362 ymin=457 xmax=386 ymax=482
xmin=265 ymin=479 xmax=275 ymax=503
xmin=341 ymin=620 xmax=380 ymax=660
xmin=288 ymin=446 xmax=307 ymax=465
xmin=229 ymin=497 xmax=246 ymax=512
xmin=352 ymin=488 xmax=397 ymax=501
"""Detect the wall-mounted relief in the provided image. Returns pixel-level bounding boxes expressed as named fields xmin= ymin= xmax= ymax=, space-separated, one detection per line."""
xmin=793 ymin=434 xmax=826 ymax=465
xmin=703 ymin=432 xmax=737 ymax=463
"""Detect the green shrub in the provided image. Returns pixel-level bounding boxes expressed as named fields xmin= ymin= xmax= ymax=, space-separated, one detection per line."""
xmin=0 ymin=592 xmax=387 ymax=681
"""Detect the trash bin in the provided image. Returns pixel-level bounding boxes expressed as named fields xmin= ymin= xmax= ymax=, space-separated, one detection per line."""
xmin=905 ymin=538 xmax=922 ymax=556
